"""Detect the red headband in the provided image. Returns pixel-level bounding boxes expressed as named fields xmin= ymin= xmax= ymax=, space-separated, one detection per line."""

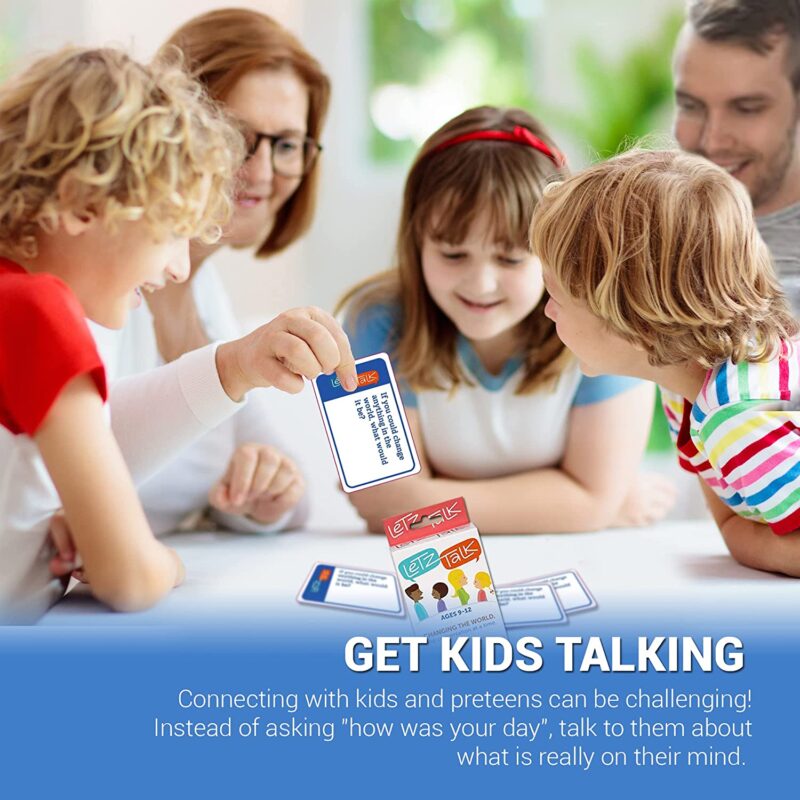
xmin=431 ymin=125 xmax=565 ymax=168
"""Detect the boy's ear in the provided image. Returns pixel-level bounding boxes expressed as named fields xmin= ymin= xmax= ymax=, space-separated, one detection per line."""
xmin=59 ymin=209 xmax=96 ymax=237
xmin=56 ymin=172 xmax=97 ymax=236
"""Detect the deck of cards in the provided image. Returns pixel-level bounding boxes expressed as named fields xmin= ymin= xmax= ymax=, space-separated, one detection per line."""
xmin=383 ymin=497 xmax=507 ymax=638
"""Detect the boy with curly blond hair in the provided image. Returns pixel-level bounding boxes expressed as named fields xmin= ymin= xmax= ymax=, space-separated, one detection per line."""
xmin=532 ymin=149 xmax=800 ymax=577
xmin=0 ymin=47 xmax=356 ymax=620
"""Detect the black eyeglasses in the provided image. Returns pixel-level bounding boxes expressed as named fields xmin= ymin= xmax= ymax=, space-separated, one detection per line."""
xmin=242 ymin=129 xmax=322 ymax=178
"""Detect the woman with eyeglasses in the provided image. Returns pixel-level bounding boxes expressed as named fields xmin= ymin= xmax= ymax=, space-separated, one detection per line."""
xmin=92 ymin=9 xmax=330 ymax=535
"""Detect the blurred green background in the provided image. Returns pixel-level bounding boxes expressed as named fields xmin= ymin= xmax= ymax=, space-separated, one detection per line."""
xmin=368 ymin=0 xmax=682 ymax=164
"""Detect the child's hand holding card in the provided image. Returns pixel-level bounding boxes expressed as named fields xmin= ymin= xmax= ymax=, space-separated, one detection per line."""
xmin=313 ymin=353 xmax=420 ymax=492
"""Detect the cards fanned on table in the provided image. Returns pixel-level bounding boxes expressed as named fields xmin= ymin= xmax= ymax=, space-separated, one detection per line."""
xmin=496 ymin=569 xmax=597 ymax=628
xmin=497 ymin=583 xmax=567 ymax=627
xmin=297 ymin=563 xmax=405 ymax=617
xmin=312 ymin=353 xmax=420 ymax=493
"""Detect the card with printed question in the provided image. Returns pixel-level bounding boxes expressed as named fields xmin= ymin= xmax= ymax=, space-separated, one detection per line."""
xmin=496 ymin=582 xmax=568 ymax=627
xmin=313 ymin=352 xmax=420 ymax=492
xmin=502 ymin=569 xmax=597 ymax=615
xmin=297 ymin=563 xmax=405 ymax=616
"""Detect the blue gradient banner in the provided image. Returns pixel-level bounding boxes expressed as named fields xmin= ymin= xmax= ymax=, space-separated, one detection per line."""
xmin=2 ymin=618 xmax=796 ymax=798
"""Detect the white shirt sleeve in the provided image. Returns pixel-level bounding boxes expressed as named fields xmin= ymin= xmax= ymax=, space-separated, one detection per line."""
xmin=97 ymin=261 xmax=309 ymax=534
xmin=110 ymin=342 xmax=244 ymax=485
xmin=120 ymin=264 xmax=309 ymax=535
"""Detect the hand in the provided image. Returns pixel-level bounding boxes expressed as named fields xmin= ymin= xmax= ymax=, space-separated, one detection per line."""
xmin=209 ymin=443 xmax=305 ymax=525
xmin=216 ymin=307 xmax=358 ymax=401
xmin=613 ymin=472 xmax=677 ymax=528
xmin=47 ymin=512 xmax=88 ymax=583
xmin=48 ymin=511 xmax=79 ymax=578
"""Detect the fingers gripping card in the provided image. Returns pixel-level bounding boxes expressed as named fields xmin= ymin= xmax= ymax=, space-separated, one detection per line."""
xmin=383 ymin=497 xmax=507 ymax=637
xmin=313 ymin=353 xmax=420 ymax=492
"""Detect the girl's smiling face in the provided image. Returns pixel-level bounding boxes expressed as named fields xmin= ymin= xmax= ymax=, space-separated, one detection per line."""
xmin=421 ymin=207 xmax=545 ymax=371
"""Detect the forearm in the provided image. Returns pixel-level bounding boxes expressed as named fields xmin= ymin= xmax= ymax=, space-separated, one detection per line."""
xmin=698 ymin=477 xmax=800 ymax=576
xmin=110 ymin=343 xmax=243 ymax=484
xmin=37 ymin=377 xmax=185 ymax=612
xmin=718 ymin=516 xmax=800 ymax=578
xmin=54 ymin=448 xmax=185 ymax=609
xmin=432 ymin=468 xmax=626 ymax=534
xmin=215 ymin=340 xmax=251 ymax=402
xmin=90 ymin=541 xmax=183 ymax=612
xmin=356 ymin=468 xmax=625 ymax=534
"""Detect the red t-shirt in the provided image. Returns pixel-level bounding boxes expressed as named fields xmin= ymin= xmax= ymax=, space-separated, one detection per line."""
xmin=0 ymin=257 xmax=107 ymax=436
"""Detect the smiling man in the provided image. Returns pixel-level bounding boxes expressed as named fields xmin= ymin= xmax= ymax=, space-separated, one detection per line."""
xmin=673 ymin=0 xmax=800 ymax=312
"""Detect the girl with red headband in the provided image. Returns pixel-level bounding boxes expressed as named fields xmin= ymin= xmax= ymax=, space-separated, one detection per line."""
xmin=338 ymin=106 xmax=675 ymax=534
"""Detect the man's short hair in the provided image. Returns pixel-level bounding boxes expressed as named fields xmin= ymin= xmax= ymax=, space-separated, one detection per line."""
xmin=688 ymin=0 xmax=800 ymax=89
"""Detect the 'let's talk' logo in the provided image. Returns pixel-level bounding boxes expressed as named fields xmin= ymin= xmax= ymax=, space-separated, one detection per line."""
xmin=332 ymin=370 xmax=379 ymax=389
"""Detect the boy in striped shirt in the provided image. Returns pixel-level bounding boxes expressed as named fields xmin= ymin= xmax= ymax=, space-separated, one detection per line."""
xmin=531 ymin=148 xmax=800 ymax=577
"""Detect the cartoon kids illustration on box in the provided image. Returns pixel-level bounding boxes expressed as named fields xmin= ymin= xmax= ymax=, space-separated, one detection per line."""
xmin=405 ymin=583 xmax=429 ymax=621
xmin=473 ymin=571 xmax=493 ymax=602
xmin=449 ymin=569 xmax=470 ymax=606
xmin=431 ymin=582 xmax=449 ymax=613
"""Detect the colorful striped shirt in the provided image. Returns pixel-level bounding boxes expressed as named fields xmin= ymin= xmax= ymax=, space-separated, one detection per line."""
xmin=660 ymin=341 xmax=800 ymax=535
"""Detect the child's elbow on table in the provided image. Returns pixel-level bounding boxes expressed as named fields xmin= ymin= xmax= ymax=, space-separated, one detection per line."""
xmin=719 ymin=515 xmax=800 ymax=578
xmin=90 ymin=546 xmax=184 ymax=612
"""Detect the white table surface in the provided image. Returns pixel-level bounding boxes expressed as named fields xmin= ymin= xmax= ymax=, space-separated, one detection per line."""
xmin=39 ymin=519 xmax=798 ymax=629
xmin=36 ymin=381 xmax=797 ymax=629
